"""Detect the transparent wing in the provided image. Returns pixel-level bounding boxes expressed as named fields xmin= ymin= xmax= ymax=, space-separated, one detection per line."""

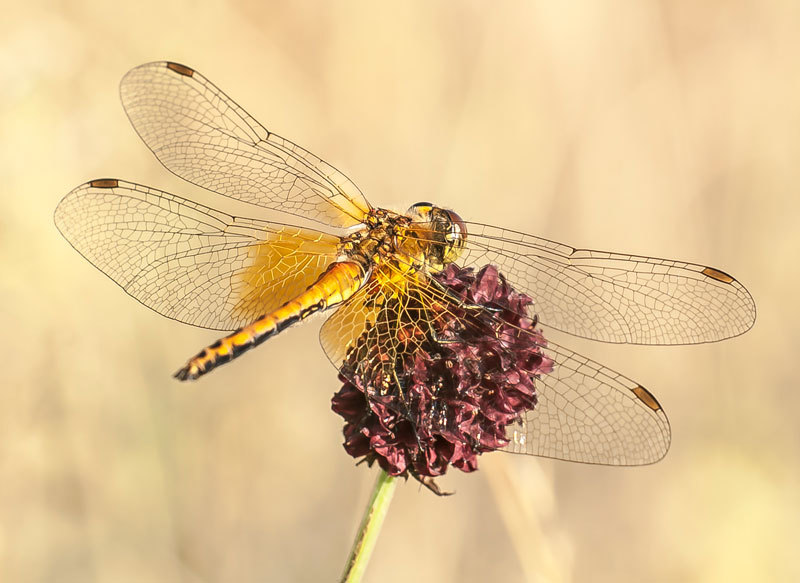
xmin=504 ymin=340 xmax=670 ymax=465
xmin=119 ymin=61 xmax=371 ymax=228
xmin=55 ymin=179 xmax=341 ymax=330
xmin=320 ymin=264 xmax=450 ymax=374
xmin=320 ymin=278 xmax=382 ymax=369
xmin=459 ymin=222 xmax=756 ymax=344
xmin=321 ymin=264 xmax=669 ymax=465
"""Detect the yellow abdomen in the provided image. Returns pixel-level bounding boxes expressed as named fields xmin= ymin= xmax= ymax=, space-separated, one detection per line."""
xmin=174 ymin=261 xmax=365 ymax=380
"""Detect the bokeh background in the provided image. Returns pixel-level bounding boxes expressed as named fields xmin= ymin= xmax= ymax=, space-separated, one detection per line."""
xmin=2 ymin=1 xmax=797 ymax=581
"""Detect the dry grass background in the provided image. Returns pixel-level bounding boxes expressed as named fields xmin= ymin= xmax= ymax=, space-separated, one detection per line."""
xmin=1 ymin=1 xmax=797 ymax=581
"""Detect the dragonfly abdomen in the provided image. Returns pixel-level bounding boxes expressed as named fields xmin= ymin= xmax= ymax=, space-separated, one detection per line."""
xmin=174 ymin=261 xmax=365 ymax=380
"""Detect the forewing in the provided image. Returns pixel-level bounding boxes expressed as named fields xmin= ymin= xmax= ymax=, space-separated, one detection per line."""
xmin=459 ymin=222 xmax=756 ymax=344
xmin=505 ymin=340 xmax=670 ymax=465
xmin=119 ymin=61 xmax=371 ymax=228
xmin=55 ymin=179 xmax=341 ymax=330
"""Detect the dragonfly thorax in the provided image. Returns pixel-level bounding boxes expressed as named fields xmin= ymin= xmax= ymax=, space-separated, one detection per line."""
xmin=340 ymin=203 xmax=468 ymax=282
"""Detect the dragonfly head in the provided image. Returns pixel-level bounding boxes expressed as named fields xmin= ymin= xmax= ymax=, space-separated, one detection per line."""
xmin=405 ymin=202 xmax=468 ymax=270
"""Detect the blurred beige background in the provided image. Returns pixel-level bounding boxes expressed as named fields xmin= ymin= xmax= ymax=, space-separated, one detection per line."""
xmin=1 ymin=1 xmax=797 ymax=582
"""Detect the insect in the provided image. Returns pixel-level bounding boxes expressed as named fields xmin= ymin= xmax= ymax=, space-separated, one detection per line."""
xmin=55 ymin=61 xmax=756 ymax=467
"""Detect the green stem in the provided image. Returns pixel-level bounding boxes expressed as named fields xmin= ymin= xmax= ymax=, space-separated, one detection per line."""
xmin=340 ymin=470 xmax=397 ymax=583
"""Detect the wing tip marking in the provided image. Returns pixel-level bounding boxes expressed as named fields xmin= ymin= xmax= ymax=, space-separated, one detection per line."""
xmin=166 ymin=62 xmax=195 ymax=77
xmin=632 ymin=385 xmax=662 ymax=412
xmin=89 ymin=179 xmax=119 ymax=188
xmin=702 ymin=266 xmax=734 ymax=284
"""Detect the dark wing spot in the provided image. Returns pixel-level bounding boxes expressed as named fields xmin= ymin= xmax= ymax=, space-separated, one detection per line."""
xmin=702 ymin=266 xmax=734 ymax=284
xmin=166 ymin=62 xmax=195 ymax=77
xmin=632 ymin=385 xmax=662 ymax=412
xmin=89 ymin=179 xmax=119 ymax=188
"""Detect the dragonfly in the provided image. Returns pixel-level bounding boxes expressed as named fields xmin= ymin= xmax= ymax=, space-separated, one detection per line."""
xmin=55 ymin=61 xmax=756 ymax=468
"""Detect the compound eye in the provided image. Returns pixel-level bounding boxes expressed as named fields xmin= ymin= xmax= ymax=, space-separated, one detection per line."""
xmin=406 ymin=202 xmax=434 ymax=220
xmin=445 ymin=210 xmax=467 ymax=244
xmin=441 ymin=209 xmax=467 ymax=264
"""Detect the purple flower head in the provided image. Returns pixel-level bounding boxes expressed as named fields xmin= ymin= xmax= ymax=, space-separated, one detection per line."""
xmin=331 ymin=264 xmax=552 ymax=489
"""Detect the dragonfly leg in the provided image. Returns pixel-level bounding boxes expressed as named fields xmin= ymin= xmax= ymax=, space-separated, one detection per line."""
xmin=412 ymin=474 xmax=452 ymax=496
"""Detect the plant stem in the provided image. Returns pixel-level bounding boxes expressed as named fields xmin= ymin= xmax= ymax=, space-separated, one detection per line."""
xmin=340 ymin=469 xmax=397 ymax=583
